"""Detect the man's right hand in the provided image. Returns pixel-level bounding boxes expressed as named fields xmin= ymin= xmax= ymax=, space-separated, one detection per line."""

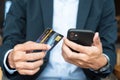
xmin=8 ymin=41 xmax=51 ymax=75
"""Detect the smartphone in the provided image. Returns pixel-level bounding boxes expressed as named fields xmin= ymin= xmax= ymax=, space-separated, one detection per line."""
xmin=67 ymin=29 xmax=95 ymax=46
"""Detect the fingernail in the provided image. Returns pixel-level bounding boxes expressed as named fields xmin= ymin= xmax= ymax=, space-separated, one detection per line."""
xmin=47 ymin=45 xmax=51 ymax=49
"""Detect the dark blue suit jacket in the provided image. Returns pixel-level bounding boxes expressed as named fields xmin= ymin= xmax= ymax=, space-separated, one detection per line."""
xmin=0 ymin=0 xmax=117 ymax=80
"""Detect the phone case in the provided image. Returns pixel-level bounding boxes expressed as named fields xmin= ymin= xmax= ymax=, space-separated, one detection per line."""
xmin=67 ymin=29 xmax=94 ymax=46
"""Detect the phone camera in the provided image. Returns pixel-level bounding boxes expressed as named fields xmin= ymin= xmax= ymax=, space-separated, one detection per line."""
xmin=70 ymin=32 xmax=78 ymax=40
xmin=70 ymin=32 xmax=74 ymax=38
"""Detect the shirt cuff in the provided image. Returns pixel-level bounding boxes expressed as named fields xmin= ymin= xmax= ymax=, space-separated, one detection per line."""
xmin=3 ymin=49 xmax=17 ymax=74
xmin=102 ymin=53 xmax=110 ymax=62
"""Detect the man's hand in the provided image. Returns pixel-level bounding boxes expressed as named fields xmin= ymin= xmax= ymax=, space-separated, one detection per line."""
xmin=62 ymin=33 xmax=108 ymax=70
xmin=8 ymin=41 xmax=51 ymax=75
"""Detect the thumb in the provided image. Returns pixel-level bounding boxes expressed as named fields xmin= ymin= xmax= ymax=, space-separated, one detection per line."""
xmin=93 ymin=32 xmax=101 ymax=47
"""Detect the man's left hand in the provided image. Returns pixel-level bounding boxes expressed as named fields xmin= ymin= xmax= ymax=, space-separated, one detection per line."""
xmin=62 ymin=32 xmax=108 ymax=70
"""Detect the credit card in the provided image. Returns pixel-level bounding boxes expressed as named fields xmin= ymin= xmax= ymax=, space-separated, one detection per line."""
xmin=36 ymin=28 xmax=63 ymax=51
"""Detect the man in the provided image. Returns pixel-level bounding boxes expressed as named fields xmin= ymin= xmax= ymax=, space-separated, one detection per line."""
xmin=0 ymin=0 xmax=117 ymax=80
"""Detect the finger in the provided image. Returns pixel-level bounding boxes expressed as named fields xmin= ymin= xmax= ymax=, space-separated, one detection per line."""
xmin=15 ymin=59 xmax=43 ymax=70
xmin=14 ymin=41 xmax=51 ymax=51
xmin=62 ymin=42 xmax=86 ymax=61
xmin=12 ymin=50 xmax=46 ymax=62
xmin=92 ymin=32 xmax=103 ymax=54
xmin=63 ymin=38 xmax=89 ymax=53
xmin=62 ymin=42 xmax=93 ymax=69
xmin=62 ymin=42 xmax=74 ymax=58
xmin=62 ymin=41 xmax=80 ymax=63
xmin=62 ymin=48 xmax=91 ymax=69
xmin=12 ymin=50 xmax=26 ymax=62
xmin=62 ymin=41 xmax=72 ymax=54
xmin=93 ymin=32 xmax=102 ymax=47
xmin=24 ymin=51 xmax=46 ymax=61
xmin=62 ymin=44 xmax=72 ymax=62
xmin=18 ymin=67 xmax=40 ymax=75
xmin=62 ymin=41 xmax=93 ymax=61
xmin=71 ymin=60 xmax=90 ymax=69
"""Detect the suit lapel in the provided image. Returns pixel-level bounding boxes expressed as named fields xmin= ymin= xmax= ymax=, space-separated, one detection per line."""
xmin=40 ymin=0 xmax=53 ymax=29
xmin=76 ymin=0 xmax=93 ymax=29
xmin=40 ymin=0 xmax=93 ymax=29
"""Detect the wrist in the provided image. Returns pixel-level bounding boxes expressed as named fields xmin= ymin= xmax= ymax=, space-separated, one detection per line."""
xmin=90 ymin=53 xmax=110 ymax=73
xmin=7 ymin=51 xmax=15 ymax=69
xmin=100 ymin=54 xmax=108 ymax=68
xmin=3 ymin=49 xmax=16 ymax=74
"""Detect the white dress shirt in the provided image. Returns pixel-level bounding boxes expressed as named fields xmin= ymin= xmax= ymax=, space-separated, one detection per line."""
xmin=39 ymin=0 xmax=87 ymax=79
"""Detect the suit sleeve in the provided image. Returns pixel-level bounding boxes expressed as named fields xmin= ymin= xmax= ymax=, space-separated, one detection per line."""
xmin=98 ymin=0 xmax=117 ymax=74
xmin=0 ymin=0 xmax=26 ymax=79
xmin=84 ymin=0 xmax=117 ymax=79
